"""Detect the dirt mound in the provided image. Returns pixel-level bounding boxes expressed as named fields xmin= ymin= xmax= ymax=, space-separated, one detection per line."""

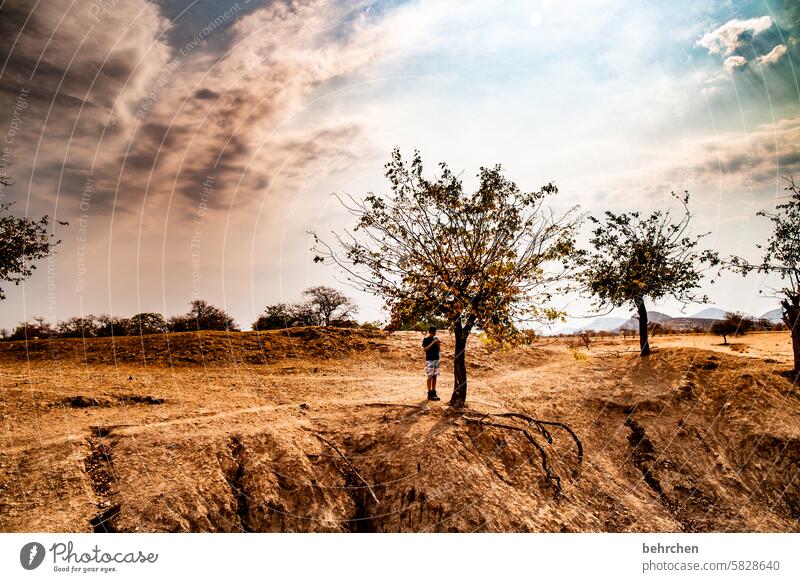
xmin=0 ymin=327 xmax=389 ymax=366
xmin=1 ymin=333 xmax=798 ymax=532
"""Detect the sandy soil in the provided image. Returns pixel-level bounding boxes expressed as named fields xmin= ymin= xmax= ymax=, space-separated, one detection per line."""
xmin=0 ymin=328 xmax=798 ymax=532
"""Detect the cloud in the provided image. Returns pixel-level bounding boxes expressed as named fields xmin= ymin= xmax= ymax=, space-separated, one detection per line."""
xmin=723 ymin=55 xmax=748 ymax=73
xmin=696 ymin=16 xmax=773 ymax=56
xmin=757 ymin=43 xmax=788 ymax=66
xmin=0 ymin=0 xmax=401 ymax=221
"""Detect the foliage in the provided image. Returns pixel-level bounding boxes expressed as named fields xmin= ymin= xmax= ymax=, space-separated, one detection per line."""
xmin=710 ymin=312 xmax=753 ymax=344
xmin=9 ymin=316 xmax=55 ymax=340
xmin=579 ymin=192 xmax=719 ymax=308
xmin=252 ymin=303 xmax=298 ymax=330
xmin=170 ymin=300 xmax=239 ymax=332
xmin=252 ymin=288 xmax=358 ymax=330
xmin=578 ymin=191 xmax=719 ymax=355
xmin=729 ymin=178 xmax=800 ymax=371
xmin=0 ymin=201 xmax=67 ymax=300
xmin=302 ymin=286 xmax=358 ymax=326
xmin=313 ymin=148 xmax=582 ymax=345
xmin=127 ymin=312 xmax=168 ymax=335
xmin=313 ymin=148 xmax=582 ymax=406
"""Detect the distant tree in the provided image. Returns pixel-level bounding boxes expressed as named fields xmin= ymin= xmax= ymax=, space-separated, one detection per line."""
xmin=127 ymin=312 xmax=167 ymax=335
xmin=10 ymin=316 xmax=55 ymax=340
xmin=1 ymin=201 xmax=67 ymax=300
xmin=710 ymin=312 xmax=752 ymax=345
xmin=252 ymin=303 xmax=296 ymax=330
xmin=301 ymin=286 xmax=358 ymax=327
xmin=0 ymin=328 xmax=8 ymax=340
xmin=313 ymin=149 xmax=581 ymax=407
xmin=730 ymin=178 xmax=800 ymax=374
xmin=290 ymin=301 xmax=320 ymax=327
xmin=578 ymin=192 xmax=720 ymax=356
xmin=57 ymin=315 xmax=101 ymax=338
xmin=170 ymin=300 xmax=238 ymax=332
xmin=94 ymin=314 xmax=128 ymax=337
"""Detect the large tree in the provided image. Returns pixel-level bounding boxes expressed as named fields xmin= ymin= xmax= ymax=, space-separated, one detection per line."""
xmin=578 ymin=192 xmax=719 ymax=356
xmin=730 ymin=178 xmax=800 ymax=374
xmin=313 ymin=149 xmax=581 ymax=407
xmin=0 ymin=200 xmax=65 ymax=300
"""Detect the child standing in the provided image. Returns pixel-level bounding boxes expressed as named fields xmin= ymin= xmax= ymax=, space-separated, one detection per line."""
xmin=422 ymin=326 xmax=441 ymax=401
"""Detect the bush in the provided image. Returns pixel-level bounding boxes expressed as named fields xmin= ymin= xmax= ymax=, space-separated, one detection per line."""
xmin=170 ymin=300 xmax=239 ymax=332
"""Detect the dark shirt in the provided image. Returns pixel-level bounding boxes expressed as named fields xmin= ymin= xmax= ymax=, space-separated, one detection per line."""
xmin=422 ymin=336 xmax=440 ymax=361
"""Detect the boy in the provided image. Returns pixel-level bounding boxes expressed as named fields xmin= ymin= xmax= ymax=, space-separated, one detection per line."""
xmin=422 ymin=326 xmax=441 ymax=401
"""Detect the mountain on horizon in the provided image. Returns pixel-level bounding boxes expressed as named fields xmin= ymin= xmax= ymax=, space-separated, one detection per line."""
xmin=580 ymin=317 xmax=628 ymax=332
xmin=690 ymin=307 xmax=726 ymax=320
xmin=617 ymin=311 xmax=674 ymax=331
xmin=760 ymin=308 xmax=783 ymax=323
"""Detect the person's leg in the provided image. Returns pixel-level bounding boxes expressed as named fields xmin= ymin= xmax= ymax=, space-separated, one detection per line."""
xmin=431 ymin=374 xmax=437 ymax=392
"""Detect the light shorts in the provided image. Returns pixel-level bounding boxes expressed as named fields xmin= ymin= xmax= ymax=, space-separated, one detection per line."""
xmin=425 ymin=359 xmax=440 ymax=378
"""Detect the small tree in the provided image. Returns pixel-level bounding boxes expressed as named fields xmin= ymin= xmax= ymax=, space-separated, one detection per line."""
xmin=302 ymin=286 xmax=358 ymax=326
xmin=711 ymin=312 xmax=752 ymax=345
xmin=578 ymin=192 xmax=719 ymax=356
xmin=731 ymin=178 xmax=800 ymax=373
xmin=1 ymin=201 xmax=66 ymax=300
xmin=313 ymin=149 xmax=581 ymax=407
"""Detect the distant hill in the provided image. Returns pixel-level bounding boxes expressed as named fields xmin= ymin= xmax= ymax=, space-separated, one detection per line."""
xmin=581 ymin=317 xmax=628 ymax=332
xmin=553 ymin=307 xmax=785 ymax=335
xmin=690 ymin=307 xmax=727 ymax=320
xmin=616 ymin=311 xmax=718 ymax=332
xmin=617 ymin=311 xmax=673 ymax=331
xmin=760 ymin=308 xmax=783 ymax=323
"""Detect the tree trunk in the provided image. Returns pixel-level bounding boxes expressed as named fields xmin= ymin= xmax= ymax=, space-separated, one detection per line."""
xmin=449 ymin=318 xmax=468 ymax=408
xmin=637 ymin=299 xmax=651 ymax=356
xmin=783 ymin=293 xmax=800 ymax=374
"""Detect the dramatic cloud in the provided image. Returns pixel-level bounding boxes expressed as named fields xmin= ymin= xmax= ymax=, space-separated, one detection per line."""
xmin=757 ymin=43 xmax=788 ymax=66
xmin=696 ymin=16 xmax=773 ymax=56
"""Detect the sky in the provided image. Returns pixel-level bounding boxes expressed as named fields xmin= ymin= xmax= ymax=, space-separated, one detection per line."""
xmin=0 ymin=0 xmax=798 ymax=332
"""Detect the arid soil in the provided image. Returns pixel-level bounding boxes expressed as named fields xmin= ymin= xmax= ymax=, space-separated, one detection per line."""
xmin=0 ymin=328 xmax=798 ymax=532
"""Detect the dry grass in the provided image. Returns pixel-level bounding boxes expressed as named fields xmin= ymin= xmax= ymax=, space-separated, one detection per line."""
xmin=1 ymin=329 xmax=798 ymax=532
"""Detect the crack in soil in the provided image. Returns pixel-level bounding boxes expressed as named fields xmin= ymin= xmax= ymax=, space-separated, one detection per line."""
xmin=84 ymin=426 xmax=119 ymax=533
xmin=227 ymin=436 xmax=252 ymax=532
xmin=624 ymin=415 xmax=697 ymax=532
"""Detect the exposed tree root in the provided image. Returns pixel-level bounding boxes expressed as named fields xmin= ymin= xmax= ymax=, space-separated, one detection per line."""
xmin=462 ymin=411 xmax=584 ymax=496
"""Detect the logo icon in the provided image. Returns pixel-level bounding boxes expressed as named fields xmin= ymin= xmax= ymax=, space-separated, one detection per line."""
xmin=20 ymin=542 xmax=46 ymax=570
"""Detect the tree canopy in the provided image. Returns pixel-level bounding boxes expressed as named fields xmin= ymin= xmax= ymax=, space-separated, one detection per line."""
xmin=169 ymin=300 xmax=239 ymax=332
xmin=730 ymin=178 xmax=800 ymax=373
xmin=0 ymin=201 xmax=66 ymax=300
xmin=578 ymin=191 xmax=720 ymax=355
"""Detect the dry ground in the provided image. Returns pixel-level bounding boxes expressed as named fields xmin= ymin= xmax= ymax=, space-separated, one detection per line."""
xmin=0 ymin=328 xmax=798 ymax=532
